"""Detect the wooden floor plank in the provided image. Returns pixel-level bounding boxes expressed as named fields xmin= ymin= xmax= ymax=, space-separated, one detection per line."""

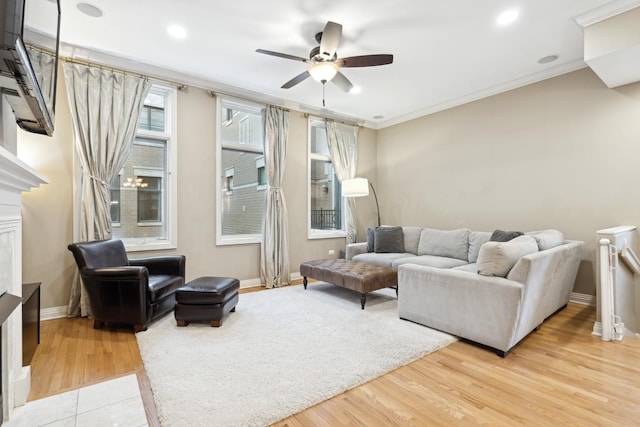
xmin=28 ymin=296 xmax=640 ymax=426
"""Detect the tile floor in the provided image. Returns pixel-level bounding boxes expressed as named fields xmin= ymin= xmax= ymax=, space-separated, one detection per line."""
xmin=5 ymin=374 xmax=148 ymax=427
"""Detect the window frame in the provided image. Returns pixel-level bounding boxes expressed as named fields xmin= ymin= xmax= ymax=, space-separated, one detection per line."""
xmin=121 ymin=84 xmax=177 ymax=252
xmin=216 ymin=96 xmax=266 ymax=246
xmin=307 ymin=117 xmax=346 ymax=240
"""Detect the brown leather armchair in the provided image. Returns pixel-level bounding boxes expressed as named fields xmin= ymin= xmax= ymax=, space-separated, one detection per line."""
xmin=68 ymin=239 xmax=186 ymax=332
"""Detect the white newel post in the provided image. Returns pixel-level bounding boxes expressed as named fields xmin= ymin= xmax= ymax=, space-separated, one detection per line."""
xmin=0 ymin=144 xmax=47 ymax=422
xmin=594 ymin=226 xmax=639 ymax=340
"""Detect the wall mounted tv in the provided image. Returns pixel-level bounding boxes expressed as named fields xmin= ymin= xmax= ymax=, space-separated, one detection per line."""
xmin=0 ymin=0 xmax=61 ymax=136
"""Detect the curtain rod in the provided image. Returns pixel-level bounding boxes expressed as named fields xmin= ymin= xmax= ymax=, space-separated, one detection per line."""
xmin=303 ymin=113 xmax=362 ymax=128
xmin=60 ymin=56 xmax=189 ymax=91
xmin=207 ymin=90 xmax=289 ymax=112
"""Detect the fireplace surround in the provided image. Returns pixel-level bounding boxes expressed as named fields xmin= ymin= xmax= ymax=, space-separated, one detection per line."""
xmin=0 ymin=143 xmax=47 ymax=423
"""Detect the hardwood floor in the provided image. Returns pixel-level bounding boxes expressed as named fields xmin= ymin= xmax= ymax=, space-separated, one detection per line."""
xmin=29 ymin=294 xmax=640 ymax=426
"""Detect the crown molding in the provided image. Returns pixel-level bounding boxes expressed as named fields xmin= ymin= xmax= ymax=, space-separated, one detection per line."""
xmin=574 ymin=0 xmax=640 ymax=28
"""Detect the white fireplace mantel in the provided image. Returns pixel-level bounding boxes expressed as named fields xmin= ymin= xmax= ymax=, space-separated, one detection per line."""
xmin=0 ymin=145 xmax=48 ymax=195
xmin=0 ymin=143 xmax=47 ymax=422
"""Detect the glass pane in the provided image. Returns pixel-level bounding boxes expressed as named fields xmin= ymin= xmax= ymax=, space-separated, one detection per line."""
xmin=221 ymin=106 xmax=263 ymax=148
xmin=138 ymin=177 xmax=162 ymax=222
xmin=310 ymin=120 xmax=330 ymax=156
xmin=138 ymin=91 xmax=166 ymax=132
xmin=221 ymin=148 xmax=266 ymax=235
xmin=258 ymin=166 xmax=266 ymax=186
xmin=310 ymin=159 xmax=342 ymax=230
xmin=110 ymin=176 xmax=120 ymax=223
xmin=149 ymin=107 xmax=164 ymax=131
xmin=112 ymin=138 xmax=167 ymax=240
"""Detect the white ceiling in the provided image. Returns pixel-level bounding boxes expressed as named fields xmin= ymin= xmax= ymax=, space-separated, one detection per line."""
xmin=32 ymin=0 xmax=636 ymax=128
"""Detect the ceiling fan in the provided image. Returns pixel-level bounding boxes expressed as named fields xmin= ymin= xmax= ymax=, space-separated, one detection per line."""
xmin=256 ymin=21 xmax=393 ymax=105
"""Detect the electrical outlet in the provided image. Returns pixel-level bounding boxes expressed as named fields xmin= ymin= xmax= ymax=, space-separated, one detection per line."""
xmin=328 ymin=249 xmax=335 ymax=256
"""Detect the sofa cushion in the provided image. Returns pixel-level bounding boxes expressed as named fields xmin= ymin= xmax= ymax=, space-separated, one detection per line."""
xmin=374 ymin=226 xmax=405 ymax=253
xmin=527 ymin=229 xmax=564 ymax=251
xmin=392 ymin=255 xmax=468 ymax=269
xmin=366 ymin=228 xmax=375 ymax=252
xmin=468 ymin=231 xmax=491 ymax=263
xmin=418 ymin=228 xmax=470 ymax=261
xmin=452 ymin=263 xmax=478 ymax=273
xmin=490 ymin=229 xmax=524 ymax=242
xmin=477 ymin=235 xmax=539 ymax=277
xmin=402 ymin=226 xmax=423 ymax=255
xmin=353 ymin=252 xmax=414 ymax=268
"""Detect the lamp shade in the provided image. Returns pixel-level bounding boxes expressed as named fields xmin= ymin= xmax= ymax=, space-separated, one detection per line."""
xmin=342 ymin=177 xmax=369 ymax=197
xmin=308 ymin=62 xmax=339 ymax=83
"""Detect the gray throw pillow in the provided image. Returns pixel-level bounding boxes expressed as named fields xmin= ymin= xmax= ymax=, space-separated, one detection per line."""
xmin=366 ymin=228 xmax=375 ymax=252
xmin=374 ymin=226 xmax=404 ymax=253
xmin=477 ymin=235 xmax=539 ymax=277
xmin=490 ymin=229 xmax=524 ymax=242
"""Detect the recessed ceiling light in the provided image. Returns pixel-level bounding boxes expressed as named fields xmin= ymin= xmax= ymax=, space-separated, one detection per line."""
xmin=168 ymin=25 xmax=187 ymax=39
xmin=496 ymin=9 xmax=518 ymax=26
xmin=373 ymin=115 xmax=384 ymax=120
xmin=538 ymin=55 xmax=558 ymax=64
xmin=76 ymin=3 xmax=103 ymax=18
xmin=349 ymin=86 xmax=362 ymax=94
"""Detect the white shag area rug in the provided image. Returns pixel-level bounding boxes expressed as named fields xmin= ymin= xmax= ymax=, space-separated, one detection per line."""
xmin=137 ymin=283 xmax=455 ymax=427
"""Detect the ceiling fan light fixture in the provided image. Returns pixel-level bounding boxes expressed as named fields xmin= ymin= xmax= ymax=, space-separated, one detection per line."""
xmin=308 ymin=62 xmax=339 ymax=83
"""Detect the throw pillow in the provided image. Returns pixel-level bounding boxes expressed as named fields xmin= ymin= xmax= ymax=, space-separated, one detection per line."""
xmin=490 ymin=229 xmax=524 ymax=242
xmin=417 ymin=228 xmax=470 ymax=261
xmin=374 ymin=226 xmax=405 ymax=253
xmin=366 ymin=228 xmax=375 ymax=252
xmin=468 ymin=231 xmax=491 ymax=263
xmin=526 ymin=229 xmax=564 ymax=251
xmin=477 ymin=235 xmax=539 ymax=277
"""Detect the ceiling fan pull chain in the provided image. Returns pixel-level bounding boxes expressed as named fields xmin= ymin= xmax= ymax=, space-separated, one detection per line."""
xmin=322 ymin=82 xmax=326 ymax=107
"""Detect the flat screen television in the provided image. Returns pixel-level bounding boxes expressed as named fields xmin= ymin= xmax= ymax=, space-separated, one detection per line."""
xmin=0 ymin=0 xmax=60 ymax=136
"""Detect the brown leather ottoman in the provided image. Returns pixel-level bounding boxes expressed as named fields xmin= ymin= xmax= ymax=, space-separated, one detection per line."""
xmin=300 ymin=259 xmax=397 ymax=309
xmin=175 ymin=276 xmax=239 ymax=327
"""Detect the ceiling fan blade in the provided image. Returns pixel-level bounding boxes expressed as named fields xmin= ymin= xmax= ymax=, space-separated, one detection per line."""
xmin=256 ymin=49 xmax=308 ymax=63
xmin=281 ymin=71 xmax=310 ymax=89
xmin=331 ymin=71 xmax=353 ymax=92
xmin=319 ymin=21 xmax=342 ymax=58
xmin=336 ymin=54 xmax=394 ymax=68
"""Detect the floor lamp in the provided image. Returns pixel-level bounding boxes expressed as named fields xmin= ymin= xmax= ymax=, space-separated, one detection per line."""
xmin=341 ymin=177 xmax=381 ymax=227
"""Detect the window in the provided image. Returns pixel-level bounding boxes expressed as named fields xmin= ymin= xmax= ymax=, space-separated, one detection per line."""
xmin=109 ymin=85 xmax=177 ymax=251
xmin=256 ymin=156 xmax=267 ymax=189
xmin=110 ymin=175 xmax=121 ymax=224
xmin=138 ymin=92 xmax=166 ymax=131
xmin=137 ymin=176 xmax=162 ymax=223
xmin=308 ymin=118 xmax=345 ymax=239
xmin=216 ymin=97 xmax=265 ymax=245
xmin=225 ymin=168 xmax=234 ymax=194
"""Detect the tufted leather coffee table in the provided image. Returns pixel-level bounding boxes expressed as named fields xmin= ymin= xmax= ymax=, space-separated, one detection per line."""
xmin=299 ymin=259 xmax=398 ymax=309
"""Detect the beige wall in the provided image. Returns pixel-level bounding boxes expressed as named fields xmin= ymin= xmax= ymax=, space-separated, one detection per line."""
xmin=17 ymin=73 xmax=377 ymax=310
xmin=375 ymin=68 xmax=640 ymax=295
xmin=18 ymin=70 xmax=75 ymax=309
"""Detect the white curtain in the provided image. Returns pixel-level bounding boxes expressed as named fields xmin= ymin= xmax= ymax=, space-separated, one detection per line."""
xmin=63 ymin=62 xmax=151 ymax=317
xmin=325 ymin=119 xmax=359 ymax=244
xmin=260 ymin=106 xmax=291 ymax=288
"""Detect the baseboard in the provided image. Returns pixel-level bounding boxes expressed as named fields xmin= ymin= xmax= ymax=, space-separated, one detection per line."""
xmin=41 ymin=306 xmax=68 ymax=320
xmin=592 ymin=321 xmax=602 ymax=336
xmin=239 ymin=278 xmax=262 ymax=289
xmin=570 ymin=292 xmax=596 ymax=306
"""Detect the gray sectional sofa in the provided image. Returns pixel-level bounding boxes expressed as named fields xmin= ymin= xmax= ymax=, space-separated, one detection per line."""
xmin=345 ymin=227 xmax=584 ymax=356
